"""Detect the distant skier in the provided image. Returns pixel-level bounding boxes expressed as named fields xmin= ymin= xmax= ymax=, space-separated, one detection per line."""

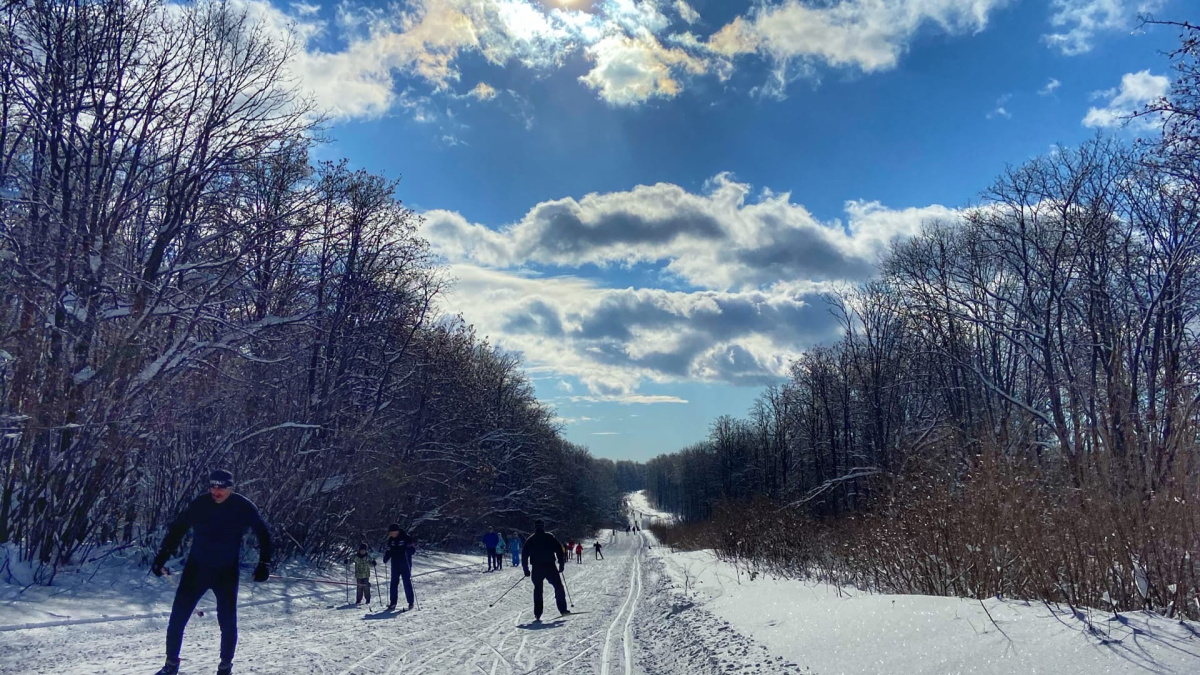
xmin=353 ymin=542 xmax=376 ymax=605
xmin=593 ymin=541 xmax=604 ymax=560
xmin=482 ymin=528 xmax=501 ymax=572
xmin=521 ymin=520 xmax=569 ymax=621
xmin=383 ymin=524 xmax=416 ymax=611
xmin=626 ymin=525 xmax=631 ymax=534
xmin=508 ymin=532 xmax=522 ymax=567
xmin=150 ymin=469 xmax=271 ymax=675
xmin=575 ymin=542 xmax=583 ymax=564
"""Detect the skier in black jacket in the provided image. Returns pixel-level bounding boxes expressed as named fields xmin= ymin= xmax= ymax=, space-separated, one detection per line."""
xmin=151 ymin=469 xmax=272 ymax=675
xmin=383 ymin=524 xmax=416 ymax=611
xmin=521 ymin=520 xmax=569 ymax=621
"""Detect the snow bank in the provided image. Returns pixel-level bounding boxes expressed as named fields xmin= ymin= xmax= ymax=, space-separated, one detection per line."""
xmin=647 ymin=545 xmax=1200 ymax=674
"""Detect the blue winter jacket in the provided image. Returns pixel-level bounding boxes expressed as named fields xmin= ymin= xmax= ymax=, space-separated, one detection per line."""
xmin=481 ymin=532 xmax=500 ymax=549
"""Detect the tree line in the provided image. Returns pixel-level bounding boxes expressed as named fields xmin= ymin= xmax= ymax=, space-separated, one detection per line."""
xmin=0 ymin=0 xmax=623 ymax=580
xmin=645 ymin=22 xmax=1200 ymax=619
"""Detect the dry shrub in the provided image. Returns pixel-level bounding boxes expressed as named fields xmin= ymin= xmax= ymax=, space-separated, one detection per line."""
xmin=650 ymin=451 xmax=1200 ymax=619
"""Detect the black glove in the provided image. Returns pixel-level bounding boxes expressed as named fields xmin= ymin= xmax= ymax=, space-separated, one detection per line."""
xmin=558 ymin=562 xmax=565 ymax=574
xmin=371 ymin=560 xmax=377 ymax=567
xmin=151 ymin=554 xmax=168 ymax=577
xmin=253 ymin=561 xmax=270 ymax=582
xmin=524 ymin=569 xmax=530 ymax=577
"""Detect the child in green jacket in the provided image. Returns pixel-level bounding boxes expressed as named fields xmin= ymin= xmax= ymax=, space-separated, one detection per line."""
xmin=353 ymin=542 xmax=376 ymax=604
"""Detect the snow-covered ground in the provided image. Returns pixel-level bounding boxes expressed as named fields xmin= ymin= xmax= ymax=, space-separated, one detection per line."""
xmin=631 ymin=492 xmax=1200 ymax=674
xmin=0 ymin=525 xmax=663 ymax=674
xmin=2 ymin=493 xmax=1197 ymax=674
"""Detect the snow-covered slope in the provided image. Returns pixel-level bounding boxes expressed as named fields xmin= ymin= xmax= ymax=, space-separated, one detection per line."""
xmin=634 ymin=489 xmax=1200 ymax=675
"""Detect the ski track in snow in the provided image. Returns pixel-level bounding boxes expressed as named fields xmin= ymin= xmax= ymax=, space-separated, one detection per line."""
xmin=0 ymin=524 xmax=723 ymax=674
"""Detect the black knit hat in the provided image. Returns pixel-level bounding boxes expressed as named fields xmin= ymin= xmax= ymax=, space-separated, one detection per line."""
xmin=358 ymin=541 xmax=368 ymax=550
xmin=208 ymin=469 xmax=234 ymax=488
xmin=388 ymin=523 xmax=401 ymax=533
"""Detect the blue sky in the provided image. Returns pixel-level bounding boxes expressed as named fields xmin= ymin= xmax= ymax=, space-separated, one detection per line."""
xmin=254 ymin=0 xmax=1180 ymax=461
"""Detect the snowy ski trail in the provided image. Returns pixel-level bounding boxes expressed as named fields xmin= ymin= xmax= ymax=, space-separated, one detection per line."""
xmin=600 ymin=532 xmax=644 ymax=675
xmin=0 ymin=530 xmax=658 ymax=674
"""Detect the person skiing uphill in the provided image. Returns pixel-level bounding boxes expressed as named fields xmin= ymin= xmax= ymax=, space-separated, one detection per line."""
xmin=575 ymin=542 xmax=583 ymax=564
xmin=383 ymin=524 xmax=416 ymax=610
xmin=593 ymin=541 xmax=604 ymax=560
xmin=151 ymin=469 xmax=272 ymax=675
xmin=521 ymin=520 xmax=569 ymax=621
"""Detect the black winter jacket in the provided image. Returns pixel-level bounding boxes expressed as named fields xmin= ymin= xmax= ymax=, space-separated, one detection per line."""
xmin=383 ymin=534 xmax=416 ymax=572
xmin=156 ymin=493 xmax=272 ymax=570
xmin=521 ymin=531 xmax=567 ymax=572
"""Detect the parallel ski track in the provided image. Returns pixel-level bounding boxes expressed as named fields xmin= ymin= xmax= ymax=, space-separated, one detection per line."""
xmin=600 ymin=531 xmax=645 ymax=675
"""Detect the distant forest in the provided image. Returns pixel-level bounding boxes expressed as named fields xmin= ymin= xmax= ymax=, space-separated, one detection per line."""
xmin=644 ymin=22 xmax=1200 ymax=620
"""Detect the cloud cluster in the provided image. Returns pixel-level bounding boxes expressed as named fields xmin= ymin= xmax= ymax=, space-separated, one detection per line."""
xmin=423 ymin=174 xmax=956 ymax=291
xmin=234 ymin=0 xmax=1032 ymax=117
xmin=442 ymin=265 xmax=835 ymax=398
xmin=423 ymin=176 xmax=958 ymax=399
xmin=1083 ymin=69 xmax=1168 ymax=129
xmin=238 ymin=0 xmax=1155 ymax=117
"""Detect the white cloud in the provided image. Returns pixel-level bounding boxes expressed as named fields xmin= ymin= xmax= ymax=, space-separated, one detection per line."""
xmin=1083 ymin=69 xmax=1168 ymax=129
xmin=1044 ymin=0 xmax=1162 ymax=55
xmin=581 ymin=30 xmax=709 ymax=105
xmin=424 ymin=176 xmax=958 ymax=397
xmin=1039 ymin=78 xmax=1061 ymax=96
xmin=422 ymin=173 xmax=958 ymax=292
xmin=675 ymin=0 xmax=700 ymax=24
xmin=987 ymin=93 xmax=1012 ymax=119
xmin=705 ymin=0 xmax=1009 ymax=96
xmin=469 ymin=82 xmax=499 ymax=100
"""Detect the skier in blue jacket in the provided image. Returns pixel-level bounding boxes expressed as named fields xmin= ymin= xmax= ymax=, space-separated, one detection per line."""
xmin=481 ymin=528 xmax=501 ymax=571
xmin=508 ymin=533 xmax=522 ymax=567
xmin=151 ymin=469 xmax=271 ymax=675
xmin=383 ymin=524 xmax=416 ymax=610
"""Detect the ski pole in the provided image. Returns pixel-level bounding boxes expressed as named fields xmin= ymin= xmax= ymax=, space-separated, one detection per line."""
xmin=561 ymin=571 xmax=575 ymax=607
xmin=488 ymin=576 xmax=526 ymax=608
xmin=373 ymin=564 xmax=382 ymax=609
xmin=345 ymin=561 xmax=350 ymax=605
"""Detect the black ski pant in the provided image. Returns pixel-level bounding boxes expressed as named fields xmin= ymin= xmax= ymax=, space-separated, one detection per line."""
xmin=356 ymin=578 xmax=371 ymax=603
xmin=486 ymin=547 xmax=497 ymax=570
xmin=595 ymin=550 xmax=603 ymax=560
xmin=390 ymin=562 xmax=413 ymax=607
xmin=166 ymin=564 xmax=239 ymax=663
xmin=530 ymin=567 xmax=567 ymax=618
